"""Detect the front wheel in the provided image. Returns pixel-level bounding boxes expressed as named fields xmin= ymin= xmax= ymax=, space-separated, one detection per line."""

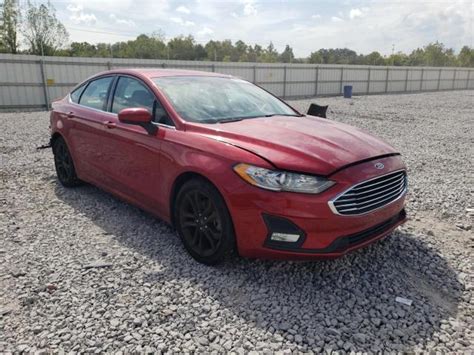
xmin=174 ymin=178 xmax=235 ymax=265
xmin=52 ymin=137 xmax=82 ymax=187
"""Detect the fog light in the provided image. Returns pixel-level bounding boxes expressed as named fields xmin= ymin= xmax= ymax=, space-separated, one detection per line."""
xmin=263 ymin=214 xmax=306 ymax=249
xmin=270 ymin=232 xmax=300 ymax=242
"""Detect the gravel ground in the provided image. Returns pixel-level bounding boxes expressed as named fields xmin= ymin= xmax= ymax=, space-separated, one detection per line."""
xmin=1 ymin=90 xmax=473 ymax=353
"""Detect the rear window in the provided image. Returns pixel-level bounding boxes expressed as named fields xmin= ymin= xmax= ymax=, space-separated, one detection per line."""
xmin=70 ymin=84 xmax=86 ymax=103
xmin=79 ymin=77 xmax=114 ymax=111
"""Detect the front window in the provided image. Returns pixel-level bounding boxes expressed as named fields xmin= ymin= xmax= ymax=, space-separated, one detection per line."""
xmin=112 ymin=76 xmax=155 ymax=114
xmin=152 ymin=76 xmax=299 ymax=123
xmin=111 ymin=76 xmax=172 ymax=125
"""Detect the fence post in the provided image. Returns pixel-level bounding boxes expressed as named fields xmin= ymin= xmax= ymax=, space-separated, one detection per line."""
xmin=404 ymin=68 xmax=409 ymax=92
xmin=283 ymin=65 xmax=287 ymax=99
xmin=39 ymin=59 xmax=50 ymax=111
xmin=366 ymin=67 xmax=371 ymax=94
xmin=420 ymin=68 xmax=424 ymax=91
xmin=107 ymin=61 xmax=112 ymax=70
xmin=467 ymin=70 xmax=472 ymax=89
xmin=384 ymin=67 xmax=389 ymax=93
xmin=253 ymin=65 xmax=257 ymax=84
xmin=211 ymin=64 xmax=215 ymax=72
xmin=314 ymin=66 xmax=319 ymax=96
xmin=452 ymin=69 xmax=457 ymax=90
xmin=339 ymin=67 xmax=344 ymax=94
xmin=437 ymin=69 xmax=442 ymax=91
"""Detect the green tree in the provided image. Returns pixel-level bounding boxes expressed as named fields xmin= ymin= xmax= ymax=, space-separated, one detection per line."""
xmin=234 ymin=40 xmax=248 ymax=61
xmin=259 ymin=42 xmax=278 ymax=62
xmin=279 ymin=44 xmax=294 ymax=63
xmin=0 ymin=0 xmax=20 ymax=53
xmin=386 ymin=52 xmax=409 ymax=66
xmin=69 ymin=42 xmax=97 ymax=57
xmin=308 ymin=51 xmax=323 ymax=64
xmin=125 ymin=33 xmax=166 ymax=59
xmin=194 ymin=44 xmax=207 ymax=60
xmin=167 ymin=35 xmax=197 ymax=60
xmin=246 ymin=44 xmax=261 ymax=62
xmin=423 ymin=42 xmax=453 ymax=66
xmin=22 ymin=1 xmax=69 ymax=55
xmin=363 ymin=51 xmax=386 ymax=65
xmin=407 ymin=48 xmax=425 ymax=66
xmin=33 ymin=32 xmax=473 ymax=68
xmin=458 ymin=46 xmax=474 ymax=67
xmin=204 ymin=40 xmax=219 ymax=61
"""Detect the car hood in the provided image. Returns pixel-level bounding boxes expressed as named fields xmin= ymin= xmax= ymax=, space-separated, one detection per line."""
xmin=190 ymin=115 xmax=398 ymax=176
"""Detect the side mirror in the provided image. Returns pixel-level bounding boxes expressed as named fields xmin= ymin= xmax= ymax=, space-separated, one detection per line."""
xmin=118 ymin=108 xmax=157 ymax=135
xmin=118 ymin=107 xmax=152 ymax=124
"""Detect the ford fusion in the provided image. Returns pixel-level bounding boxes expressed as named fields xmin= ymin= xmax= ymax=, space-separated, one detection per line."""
xmin=50 ymin=69 xmax=407 ymax=264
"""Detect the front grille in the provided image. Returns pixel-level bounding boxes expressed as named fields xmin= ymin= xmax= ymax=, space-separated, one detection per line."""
xmin=330 ymin=170 xmax=407 ymax=215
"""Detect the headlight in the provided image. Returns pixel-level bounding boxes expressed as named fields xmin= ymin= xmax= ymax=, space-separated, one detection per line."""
xmin=233 ymin=163 xmax=335 ymax=194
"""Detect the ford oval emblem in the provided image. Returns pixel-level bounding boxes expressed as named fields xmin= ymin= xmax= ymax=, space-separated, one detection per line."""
xmin=374 ymin=163 xmax=384 ymax=169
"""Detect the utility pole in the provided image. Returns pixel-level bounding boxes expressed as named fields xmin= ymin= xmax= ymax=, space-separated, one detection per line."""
xmin=391 ymin=44 xmax=395 ymax=65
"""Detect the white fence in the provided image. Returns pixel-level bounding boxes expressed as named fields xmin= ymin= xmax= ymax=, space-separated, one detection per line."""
xmin=0 ymin=53 xmax=473 ymax=110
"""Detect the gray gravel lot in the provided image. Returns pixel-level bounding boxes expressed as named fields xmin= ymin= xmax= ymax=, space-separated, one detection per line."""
xmin=1 ymin=90 xmax=473 ymax=353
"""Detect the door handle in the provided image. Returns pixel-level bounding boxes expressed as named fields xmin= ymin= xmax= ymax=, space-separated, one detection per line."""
xmin=103 ymin=121 xmax=117 ymax=129
xmin=67 ymin=111 xmax=75 ymax=118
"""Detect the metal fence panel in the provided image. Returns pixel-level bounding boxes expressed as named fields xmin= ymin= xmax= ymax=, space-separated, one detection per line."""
xmin=0 ymin=53 xmax=473 ymax=110
xmin=319 ymin=82 xmax=340 ymax=95
xmin=370 ymin=82 xmax=386 ymax=93
xmin=388 ymin=81 xmax=405 ymax=92
xmin=256 ymin=67 xmax=284 ymax=83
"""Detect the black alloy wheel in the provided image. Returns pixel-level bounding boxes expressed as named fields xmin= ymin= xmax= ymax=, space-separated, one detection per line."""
xmin=175 ymin=178 xmax=235 ymax=265
xmin=52 ymin=137 xmax=82 ymax=187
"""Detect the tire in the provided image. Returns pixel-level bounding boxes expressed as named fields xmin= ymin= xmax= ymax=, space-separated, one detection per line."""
xmin=52 ymin=137 xmax=82 ymax=187
xmin=174 ymin=178 xmax=236 ymax=265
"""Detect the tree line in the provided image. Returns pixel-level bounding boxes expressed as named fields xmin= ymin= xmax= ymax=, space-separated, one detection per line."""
xmin=1 ymin=0 xmax=473 ymax=67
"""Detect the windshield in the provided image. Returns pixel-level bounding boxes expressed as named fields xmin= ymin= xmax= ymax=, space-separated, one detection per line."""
xmin=152 ymin=76 xmax=299 ymax=123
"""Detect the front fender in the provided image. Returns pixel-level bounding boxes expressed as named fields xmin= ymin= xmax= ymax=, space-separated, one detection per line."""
xmin=157 ymin=129 xmax=272 ymax=222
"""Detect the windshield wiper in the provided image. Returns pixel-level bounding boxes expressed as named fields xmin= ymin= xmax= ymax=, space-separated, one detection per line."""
xmin=216 ymin=113 xmax=302 ymax=123
xmin=264 ymin=113 xmax=303 ymax=117
xmin=217 ymin=117 xmax=245 ymax=123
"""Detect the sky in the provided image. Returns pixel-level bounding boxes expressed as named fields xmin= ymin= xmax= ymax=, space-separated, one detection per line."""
xmin=46 ymin=0 xmax=473 ymax=57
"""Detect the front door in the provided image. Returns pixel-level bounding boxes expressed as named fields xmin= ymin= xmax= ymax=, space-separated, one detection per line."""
xmin=98 ymin=76 xmax=166 ymax=212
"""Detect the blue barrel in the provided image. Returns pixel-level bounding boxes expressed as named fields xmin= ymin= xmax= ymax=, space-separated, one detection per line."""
xmin=343 ymin=85 xmax=353 ymax=98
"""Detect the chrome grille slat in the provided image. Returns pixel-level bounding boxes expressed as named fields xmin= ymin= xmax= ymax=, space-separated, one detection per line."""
xmin=334 ymin=184 xmax=405 ymax=208
xmin=337 ymin=176 xmax=405 ymax=200
xmin=335 ymin=185 xmax=405 ymax=210
xmin=329 ymin=170 xmax=407 ymax=216
xmin=350 ymin=172 xmax=403 ymax=191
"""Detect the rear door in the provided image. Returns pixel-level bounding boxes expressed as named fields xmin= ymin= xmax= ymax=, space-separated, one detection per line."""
xmin=67 ymin=75 xmax=116 ymax=183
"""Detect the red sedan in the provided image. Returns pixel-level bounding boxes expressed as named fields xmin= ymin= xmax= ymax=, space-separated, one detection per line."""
xmin=50 ymin=69 xmax=407 ymax=264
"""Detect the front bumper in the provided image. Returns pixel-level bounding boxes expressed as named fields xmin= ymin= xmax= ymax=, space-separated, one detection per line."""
xmin=223 ymin=155 xmax=407 ymax=259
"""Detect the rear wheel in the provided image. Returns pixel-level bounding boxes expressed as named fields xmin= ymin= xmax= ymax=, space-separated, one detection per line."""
xmin=174 ymin=178 xmax=235 ymax=265
xmin=52 ymin=137 xmax=82 ymax=187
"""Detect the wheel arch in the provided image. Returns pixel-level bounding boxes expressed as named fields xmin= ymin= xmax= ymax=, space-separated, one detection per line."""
xmin=169 ymin=171 xmax=218 ymax=228
xmin=51 ymin=131 xmax=64 ymax=146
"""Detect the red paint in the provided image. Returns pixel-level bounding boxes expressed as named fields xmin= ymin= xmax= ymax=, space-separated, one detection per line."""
xmin=51 ymin=69 xmax=407 ymax=260
xmin=118 ymin=107 xmax=152 ymax=124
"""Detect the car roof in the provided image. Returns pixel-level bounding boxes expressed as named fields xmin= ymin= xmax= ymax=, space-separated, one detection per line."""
xmin=98 ymin=68 xmax=233 ymax=79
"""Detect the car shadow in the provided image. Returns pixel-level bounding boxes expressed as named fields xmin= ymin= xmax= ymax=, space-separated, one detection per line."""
xmin=54 ymin=180 xmax=463 ymax=352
